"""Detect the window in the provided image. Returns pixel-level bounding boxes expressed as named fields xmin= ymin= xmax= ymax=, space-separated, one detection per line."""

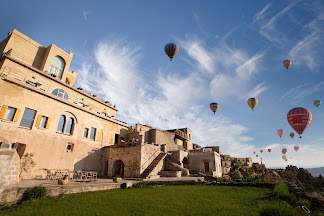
xmin=4 ymin=107 xmax=17 ymax=121
xmin=48 ymin=56 xmax=65 ymax=79
xmin=57 ymin=115 xmax=66 ymax=132
xmin=52 ymin=88 xmax=69 ymax=100
xmin=90 ymin=128 xmax=96 ymax=140
xmin=84 ymin=128 xmax=89 ymax=138
xmin=67 ymin=143 xmax=74 ymax=152
xmin=39 ymin=116 xmax=48 ymax=128
xmin=19 ymin=108 xmax=36 ymax=129
xmin=65 ymin=117 xmax=74 ymax=134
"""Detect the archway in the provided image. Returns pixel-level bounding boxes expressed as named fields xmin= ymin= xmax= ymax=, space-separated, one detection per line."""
xmin=112 ymin=160 xmax=124 ymax=177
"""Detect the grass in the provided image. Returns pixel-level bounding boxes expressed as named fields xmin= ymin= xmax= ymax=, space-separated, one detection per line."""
xmin=1 ymin=185 xmax=272 ymax=216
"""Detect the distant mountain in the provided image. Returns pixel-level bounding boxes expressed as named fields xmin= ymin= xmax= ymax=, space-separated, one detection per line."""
xmin=306 ymin=167 xmax=324 ymax=177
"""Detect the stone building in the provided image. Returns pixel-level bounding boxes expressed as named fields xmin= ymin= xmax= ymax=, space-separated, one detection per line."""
xmin=104 ymin=124 xmax=192 ymax=179
xmin=0 ymin=29 xmax=128 ymax=178
xmin=221 ymin=154 xmax=232 ymax=175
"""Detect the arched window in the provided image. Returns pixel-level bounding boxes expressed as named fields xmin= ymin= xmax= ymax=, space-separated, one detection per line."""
xmin=48 ymin=56 xmax=65 ymax=79
xmin=57 ymin=115 xmax=66 ymax=132
xmin=65 ymin=117 xmax=74 ymax=135
xmin=52 ymin=88 xmax=69 ymax=100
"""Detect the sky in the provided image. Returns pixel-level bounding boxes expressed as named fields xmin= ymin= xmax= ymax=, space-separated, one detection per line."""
xmin=1 ymin=0 xmax=324 ymax=168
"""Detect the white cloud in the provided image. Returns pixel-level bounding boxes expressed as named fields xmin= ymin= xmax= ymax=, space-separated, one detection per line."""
xmin=83 ymin=10 xmax=89 ymax=21
xmin=280 ymin=82 xmax=324 ymax=105
xmin=253 ymin=3 xmax=272 ymax=23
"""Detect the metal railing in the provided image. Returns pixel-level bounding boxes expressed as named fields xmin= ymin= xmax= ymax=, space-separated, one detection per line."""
xmin=140 ymin=148 xmax=161 ymax=171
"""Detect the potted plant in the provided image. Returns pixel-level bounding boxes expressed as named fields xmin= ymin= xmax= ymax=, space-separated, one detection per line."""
xmin=58 ymin=175 xmax=69 ymax=185
xmin=19 ymin=153 xmax=36 ymax=182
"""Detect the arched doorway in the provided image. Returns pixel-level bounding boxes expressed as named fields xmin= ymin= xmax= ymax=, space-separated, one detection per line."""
xmin=112 ymin=160 xmax=124 ymax=177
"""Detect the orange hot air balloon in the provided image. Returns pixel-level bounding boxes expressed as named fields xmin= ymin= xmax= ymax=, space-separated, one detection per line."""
xmin=282 ymin=148 xmax=287 ymax=154
xmin=282 ymin=155 xmax=286 ymax=160
xmin=283 ymin=60 xmax=291 ymax=69
xmin=294 ymin=145 xmax=299 ymax=152
xmin=287 ymin=107 xmax=312 ymax=138
xmin=277 ymin=129 xmax=284 ymax=138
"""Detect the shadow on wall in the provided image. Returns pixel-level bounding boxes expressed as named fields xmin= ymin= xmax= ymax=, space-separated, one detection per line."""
xmin=73 ymin=148 xmax=103 ymax=175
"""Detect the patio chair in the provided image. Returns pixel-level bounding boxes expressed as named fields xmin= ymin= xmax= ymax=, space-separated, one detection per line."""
xmin=92 ymin=171 xmax=98 ymax=180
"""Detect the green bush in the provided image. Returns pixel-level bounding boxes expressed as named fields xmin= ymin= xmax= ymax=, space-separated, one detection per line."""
xmin=295 ymin=198 xmax=311 ymax=208
xmin=259 ymin=200 xmax=300 ymax=216
xmin=21 ymin=186 xmax=47 ymax=201
xmin=131 ymin=182 xmax=159 ymax=188
xmin=272 ymin=182 xmax=293 ymax=202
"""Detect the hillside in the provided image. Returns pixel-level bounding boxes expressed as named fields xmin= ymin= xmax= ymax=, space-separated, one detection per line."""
xmin=306 ymin=167 xmax=324 ymax=177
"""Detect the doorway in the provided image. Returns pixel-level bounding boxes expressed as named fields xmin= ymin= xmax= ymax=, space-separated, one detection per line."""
xmin=204 ymin=162 xmax=209 ymax=172
xmin=112 ymin=160 xmax=124 ymax=177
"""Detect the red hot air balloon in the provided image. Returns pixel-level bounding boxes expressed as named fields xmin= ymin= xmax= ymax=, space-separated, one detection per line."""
xmin=277 ymin=129 xmax=284 ymax=138
xmin=283 ymin=60 xmax=291 ymax=69
xmin=268 ymin=149 xmax=271 ymax=153
xmin=294 ymin=145 xmax=299 ymax=152
xmin=282 ymin=148 xmax=287 ymax=154
xmin=287 ymin=107 xmax=312 ymax=138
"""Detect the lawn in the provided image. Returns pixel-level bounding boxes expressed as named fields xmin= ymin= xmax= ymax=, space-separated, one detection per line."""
xmin=1 ymin=185 xmax=272 ymax=216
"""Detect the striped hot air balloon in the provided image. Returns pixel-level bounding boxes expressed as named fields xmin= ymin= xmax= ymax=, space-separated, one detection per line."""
xmin=164 ymin=43 xmax=179 ymax=61
xmin=277 ymin=129 xmax=284 ymax=138
xmin=210 ymin=103 xmax=219 ymax=114
xmin=283 ymin=60 xmax=291 ymax=69
xmin=247 ymin=98 xmax=258 ymax=111
xmin=314 ymin=100 xmax=321 ymax=108
xmin=290 ymin=132 xmax=295 ymax=139
xmin=287 ymin=107 xmax=312 ymax=138
xmin=282 ymin=148 xmax=287 ymax=154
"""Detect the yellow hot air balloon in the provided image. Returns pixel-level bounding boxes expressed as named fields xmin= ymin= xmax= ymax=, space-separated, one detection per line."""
xmin=282 ymin=155 xmax=286 ymax=160
xmin=247 ymin=98 xmax=258 ymax=111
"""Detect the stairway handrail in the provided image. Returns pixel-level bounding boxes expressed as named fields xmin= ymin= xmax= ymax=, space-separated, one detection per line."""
xmin=140 ymin=148 xmax=161 ymax=170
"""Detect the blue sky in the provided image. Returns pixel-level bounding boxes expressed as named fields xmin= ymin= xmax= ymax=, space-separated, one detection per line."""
xmin=1 ymin=0 xmax=324 ymax=168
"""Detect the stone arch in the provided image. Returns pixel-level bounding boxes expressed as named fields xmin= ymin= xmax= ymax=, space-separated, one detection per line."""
xmin=112 ymin=160 xmax=124 ymax=177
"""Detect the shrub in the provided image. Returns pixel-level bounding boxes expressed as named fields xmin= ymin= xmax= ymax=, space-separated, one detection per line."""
xmin=272 ymin=182 xmax=293 ymax=202
xmin=259 ymin=200 xmax=299 ymax=216
xmin=21 ymin=186 xmax=47 ymax=201
xmin=295 ymin=198 xmax=311 ymax=208
xmin=131 ymin=182 xmax=159 ymax=188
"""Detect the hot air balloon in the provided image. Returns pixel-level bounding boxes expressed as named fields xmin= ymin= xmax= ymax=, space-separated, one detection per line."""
xmin=285 ymin=158 xmax=288 ymax=162
xmin=268 ymin=149 xmax=271 ymax=153
xmin=282 ymin=155 xmax=286 ymax=160
xmin=282 ymin=148 xmax=287 ymax=154
xmin=314 ymin=100 xmax=321 ymax=108
xmin=277 ymin=129 xmax=284 ymax=138
xmin=210 ymin=103 xmax=219 ymax=114
xmin=290 ymin=132 xmax=295 ymax=139
xmin=253 ymin=151 xmax=255 ymax=154
xmin=247 ymin=98 xmax=258 ymax=111
xmin=294 ymin=145 xmax=299 ymax=152
xmin=287 ymin=107 xmax=312 ymax=138
xmin=256 ymin=155 xmax=258 ymax=157
xmin=260 ymin=150 xmax=263 ymax=153
xmin=283 ymin=60 xmax=291 ymax=69
xmin=164 ymin=43 xmax=179 ymax=61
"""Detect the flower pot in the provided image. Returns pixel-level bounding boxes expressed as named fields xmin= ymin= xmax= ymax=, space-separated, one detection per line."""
xmin=58 ymin=179 xmax=69 ymax=185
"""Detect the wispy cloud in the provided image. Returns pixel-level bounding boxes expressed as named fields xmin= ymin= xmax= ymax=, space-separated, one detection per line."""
xmin=83 ymin=10 xmax=89 ymax=21
xmin=280 ymin=82 xmax=324 ymax=105
xmin=253 ymin=3 xmax=272 ymax=23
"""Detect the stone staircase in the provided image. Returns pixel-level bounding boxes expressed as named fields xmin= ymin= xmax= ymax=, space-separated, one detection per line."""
xmin=140 ymin=153 xmax=167 ymax=179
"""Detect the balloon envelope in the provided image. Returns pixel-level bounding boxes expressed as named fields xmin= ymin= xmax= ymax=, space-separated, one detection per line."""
xmin=268 ymin=149 xmax=271 ymax=153
xmin=247 ymin=98 xmax=258 ymax=111
xmin=314 ymin=100 xmax=321 ymax=108
xmin=260 ymin=150 xmax=263 ymax=153
xmin=277 ymin=129 xmax=284 ymax=138
xmin=164 ymin=43 xmax=179 ymax=61
xmin=210 ymin=103 xmax=219 ymax=114
xmin=294 ymin=145 xmax=299 ymax=152
xmin=282 ymin=148 xmax=287 ymax=154
xmin=282 ymin=155 xmax=286 ymax=160
xmin=256 ymin=155 xmax=258 ymax=157
xmin=287 ymin=107 xmax=312 ymax=138
xmin=290 ymin=132 xmax=295 ymax=139
xmin=283 ymin=60 xmax=291 ymax=69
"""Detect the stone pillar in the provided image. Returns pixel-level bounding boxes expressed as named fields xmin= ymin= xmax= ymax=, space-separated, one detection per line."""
xmin=0 ymin=142 xmax=20 ymax=205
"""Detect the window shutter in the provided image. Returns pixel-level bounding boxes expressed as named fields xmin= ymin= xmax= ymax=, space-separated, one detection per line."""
xmin=97 ymin=131 xmax=102 ymax=142
xmin=0 ymin=105 xmax=8 ymax=119
xmin=45 ymin=117 xmax=51 ymax=129
xmin=35 ymin=115 xmax=42 ymax=127
xmin=12 ymin=108 xmax=21 ymax=122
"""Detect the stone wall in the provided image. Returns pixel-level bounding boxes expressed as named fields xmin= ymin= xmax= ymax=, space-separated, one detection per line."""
xmin=188 ymin=151 xmax=222 ymax=177
xmin=0 ymin=142 xmax=20 ymax=205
